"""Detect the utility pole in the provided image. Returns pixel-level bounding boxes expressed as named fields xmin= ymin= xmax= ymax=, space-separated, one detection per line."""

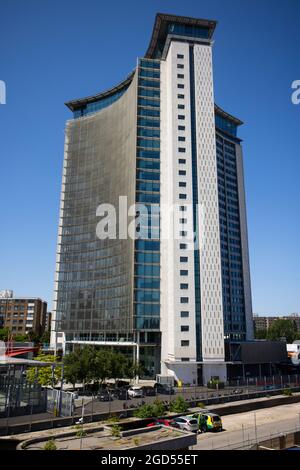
xmin=254 ymin=411 xmax=258 ymax=446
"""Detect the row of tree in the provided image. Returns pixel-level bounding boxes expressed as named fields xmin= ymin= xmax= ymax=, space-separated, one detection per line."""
xmin=0 ymin=327 xmax=50 ymax=344
xmin=26 ymin=347 xmax=143 ymax=387
xmin=254 ymin=318 xmax=300 ymax=343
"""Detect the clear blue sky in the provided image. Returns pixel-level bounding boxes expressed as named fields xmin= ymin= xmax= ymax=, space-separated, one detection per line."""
xmin=0 ymin=0 xmax=299 ymax=316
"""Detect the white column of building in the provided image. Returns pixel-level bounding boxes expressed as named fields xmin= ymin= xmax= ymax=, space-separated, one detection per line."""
xmin=160 ymin=41 xmax=197 ymax=385
xmin=193 ymin=44 xmax=226 ymax=383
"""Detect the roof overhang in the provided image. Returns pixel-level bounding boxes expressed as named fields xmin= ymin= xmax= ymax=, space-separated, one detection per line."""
xmin=65 ymin=70 xmax=135 ymax=112
xmin=215 ymin=104 xmax=243 ymax=126
xmin=145 ymin=12 xmax=217 ymax=58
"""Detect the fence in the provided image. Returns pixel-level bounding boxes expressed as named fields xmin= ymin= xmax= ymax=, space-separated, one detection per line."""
xmin=46 ymin=388 xmax=74 ymax=417
xmin=0 ymin=375 xmax=47 ymax=418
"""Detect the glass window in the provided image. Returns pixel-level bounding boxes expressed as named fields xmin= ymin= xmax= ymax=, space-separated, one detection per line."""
xmin=136 ymin=170 xmax=160 ymax=181
xmin=179 ymin=194 xmax=187 ymax=199
xmin=181 ymin=325 xmax=189 ymax=332
xmin=139 ymin=59 xmax=160 ymax=69
xmin=178 ymin=147 xmax=186 ymax=152
xmin=180 ymin=297 xmax=189 ymax=303
xmin=139 ymin=78 xmax=160 ymax=88
xmin=179 ymin=170 xmax=186 ymax=175
xmin=180 ymin=256 xmax=188 ymax=262
xmin=137 ymin=128 xmax=160 ymax=138
xmin=180 ymin=270 xmax=188 ymax=275
xmin=181 ymin=311 xmax=189 ymax=318
xmin=177 ymin=74 xmax=184 ymax=79
xmin=181 ymin=340 xmax=190 ymax=346
xmin=180 ymin=283 xmax=188 ymax=289
xmin=178 ymin=159 xmax=186 ymax=164
xmin=137 ymin=138 xmax=160 ymax=149
xmin=178 ymin=125 xmax=185 ymax=130
xmin=178 ymin=84 xmax=184 ymax=89
xmin=177 ymin=54 xmax=184 ymax=59
xmin=137 ymin=149 xmax=160 ymax=159
xmin=177 ymin=64 xmax=184 ymax=69
xmin=178 ymin=104 xmax=185 ymax=109
xmin=139 ymin=69 xmax=160 ymax=79
xmin=138 ymin=98 xmax=160 ymax=108
xmin=138 ymin=117 xmax=160 ymax=127
xmin=178 ymin=115 xmax=185 ymax=120
xmin=138 ymin=107 xmax=160 ymax=118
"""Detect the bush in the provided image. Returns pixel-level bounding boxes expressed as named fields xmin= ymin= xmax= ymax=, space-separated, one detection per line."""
xmin=134 ymin=403 xmax=156 ymax=418
xmin=283 ymin=388 xmax=293 ymax=397
xmin=152 ymin=399 xmax=165 ymax=417
xmin=76 ymin=429 xmax=87 ymax=438
xmin=169 ymin=395 xmax=189 ymax=413
xmin=105 ymin=415 xmax=119 ymax=423
xmin=110 ymin=424 xmax=121 ymax=438
xmin=43 ymin=439 xmax=57 ymax=450
xmin=197 ymin=402 xmax=206 ymax=408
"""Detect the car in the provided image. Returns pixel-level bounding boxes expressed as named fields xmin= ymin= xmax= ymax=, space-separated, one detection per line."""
xmin=112 ymin=388 xmax=129 ymax=400
xmin=188 ymin=412 xmax=223 ymax=432
xmin=97 ymin=390 xmax=114 ymax=402
xmin=127 ymin=386 xmax=144 ymax=398
xmin=142 ymin=386 xmax=156 ymax=396
xmin=147 ymin=418 xmax=179 ymax=428
xmin=153 ymin=383 xmax=175 ymax=395
xmin=172 ymin=416 xmax=198 ymax=433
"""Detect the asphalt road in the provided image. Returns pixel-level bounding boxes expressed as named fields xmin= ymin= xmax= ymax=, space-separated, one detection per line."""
xmin=193 ymin=402 xmax=300 ymax=450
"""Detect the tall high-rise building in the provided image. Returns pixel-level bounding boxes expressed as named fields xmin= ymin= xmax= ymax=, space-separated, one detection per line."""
xmin=52 ymin=13 xmax=254 ymax=385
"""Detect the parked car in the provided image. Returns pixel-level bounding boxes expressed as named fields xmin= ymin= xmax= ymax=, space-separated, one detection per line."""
xmin=172 ymin=416 xmax=198 ymax=433
xmin=142 ymin=386 xmax=156 ymax=396
xmin=154 ymin=383 xmax=175 ymax=395
xmin=147 ymin=418 xmax=179 ymax=428
xmin=97 ymin=390 xmax=114 ymax=402
xmin=188 ymin=412 xmax=223 ymax=432
xmin=112 ymin=388 xmax=129 ymax=400
xmin=127 ymin=386 xmax=144 ymax=398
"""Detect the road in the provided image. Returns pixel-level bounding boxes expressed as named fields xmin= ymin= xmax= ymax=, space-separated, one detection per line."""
xmin=193 ymin=402 xmax=300 ymax=450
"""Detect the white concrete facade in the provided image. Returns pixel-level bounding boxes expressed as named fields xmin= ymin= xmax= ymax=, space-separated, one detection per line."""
xmin=160 ymin=41 xmax=197 ymax=384
xmin=160 ymin=40 xmax=226 ymax=385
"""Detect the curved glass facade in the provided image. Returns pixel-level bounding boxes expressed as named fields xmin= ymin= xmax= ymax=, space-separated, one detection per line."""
xmin=54 ymin=73 xmax=137 ymax=339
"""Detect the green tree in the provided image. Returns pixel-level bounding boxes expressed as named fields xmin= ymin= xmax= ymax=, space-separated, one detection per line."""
xmin=14 ymin=334 xmax=29 ymax=342
xmin=127 ymin=361 xmax=144 ymax=382
xmin=27 ymin=330 xmax=41 ymax=344
xmin=267 ymin=319 xmax=297 ymax=343
xmin=64 ymin=346 xmax=96 ymax=389
xmin=169 ymin=395 xmax=189 ymax=413
xmin=40 ymin=331 xmax=51 ymax=344
xmin=254 ymin=329 xmax=267 ymax=340
xmin=26 ymin=354 xmax=61 ymax=386
xmin=0 ymin=328 xmax=10 ymax=341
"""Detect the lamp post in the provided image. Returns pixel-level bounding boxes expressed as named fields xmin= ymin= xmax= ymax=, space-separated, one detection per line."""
xmin=254 ymin=411 xmax=258 ymax=446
